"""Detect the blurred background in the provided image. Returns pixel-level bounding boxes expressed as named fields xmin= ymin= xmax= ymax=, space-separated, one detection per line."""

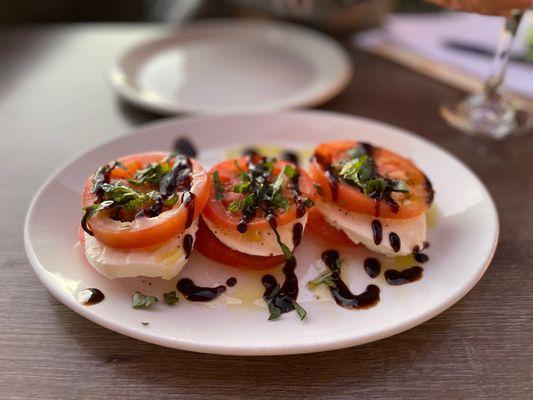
xmin=0 ymin=0 xmax=437 ymax=27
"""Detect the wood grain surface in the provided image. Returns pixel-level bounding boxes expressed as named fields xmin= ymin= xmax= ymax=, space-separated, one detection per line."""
xmin=1 ymin=24 xmax=532 ymax=400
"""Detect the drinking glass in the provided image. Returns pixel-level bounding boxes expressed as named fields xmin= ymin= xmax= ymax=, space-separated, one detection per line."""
xmin=428 ymin=1 xmax=532 ymax=138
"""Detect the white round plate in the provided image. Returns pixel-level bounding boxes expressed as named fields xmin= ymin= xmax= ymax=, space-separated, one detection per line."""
xmin=109 ymin=20 xmax=352 ymax=115
xmin=25 ymin=111 xmax=498 ymax=356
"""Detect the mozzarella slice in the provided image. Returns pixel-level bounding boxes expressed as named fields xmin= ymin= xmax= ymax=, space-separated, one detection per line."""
xmin=203 ymin=214 xmax=308 ymax=257
xmin=84 ymin=220 xmax=198 ymax=280
xmin=316 ymin=201 xmax=426 ymax=256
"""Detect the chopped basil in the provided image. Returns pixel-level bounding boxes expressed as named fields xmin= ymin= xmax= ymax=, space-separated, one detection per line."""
xmin=265 ymin=284 xmax=282 ymax=321
xmin=163 ymin=290 xmax=179 ymax=305
xmin=338 ymin=151 xmax=409 ymax=198
xmin=308 ymin=257 xmax=342 ymax=289
xmin=213 ymin=171 xmax=224 ymax=200
xmin=303 ymin=198 xmax=315 ymax=208
xmin=163 ymin=193 xmax=180 ymax=207
xmin=270 ymin=223 xmax=293 ymax=261
xmin=132 ymin=291 xmax=158 ymax=309
xmin=313 ymin=183 xmax=323 ymax=196
xmin=228 ymin=193 xmax=256 ymax=213
xmin=100 ymin=183 xmax=159 ymax=212
xmin=232 ymin=181 xmax=250 ymax=194
xmin=307 ymin=272 xmax=336 ymax=289
xmin=338 ymin=200 xmax=347 ymax=207
xmin=128 ymin=162 xmax=170 ymax=186
xmin=292 ymin=301 xmax=307 ymax=321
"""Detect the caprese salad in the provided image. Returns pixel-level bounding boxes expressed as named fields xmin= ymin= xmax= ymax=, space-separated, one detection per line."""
xmin=308 ymin=141 xmax=434 ymax=255
xmin=196 ymin=152 xmax=316 ymax=269
xmin=80 ymin=152 xmax=210 ymax=279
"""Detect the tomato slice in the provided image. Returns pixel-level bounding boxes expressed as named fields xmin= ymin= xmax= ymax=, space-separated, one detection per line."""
xmin=202 ymin=156 xmax=315 ymax=231
xmin=306 ymin=207 xmax=355 ymax=247
xmin=309 ymin=141 xmax=433 ymax=219
xmin=195 ymin=218 xmax=285 ymax=270
xmin=82 ymin=152 xmax=210 ymax=249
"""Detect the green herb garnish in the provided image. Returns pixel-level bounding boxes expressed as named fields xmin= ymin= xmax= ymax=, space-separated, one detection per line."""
xmin=100 ymin=183 xmax=159 ymax=212
xmin=338 ymin=148 xmax=409 ymax=198
xmin=303 ymin=198 xmax=315 ymax=208
xmin=307 ymin=272 xmax=336 ymax=289
xmin=292 ymin=301 xmax=307 ymax=321
xmin=313 ymin=183 xmax=323 ymax=197
xmin=213 ymin=171 xmax=224 ymax=200
xmin=128 ymin=162 xmax=170 ymax=186
xmin=265 ymin=284 xmax=282 ymax=321
xmin=163 ymin=290 xmax=179 ymax=305
xmin=132 ymin=291 xmax=158 ymax=309
xmin=141 ymin=321 xmax=149 ymax=326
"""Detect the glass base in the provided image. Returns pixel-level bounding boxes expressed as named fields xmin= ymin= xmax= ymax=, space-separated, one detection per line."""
xmin=440 ymin=92 xmax=530 ymax=139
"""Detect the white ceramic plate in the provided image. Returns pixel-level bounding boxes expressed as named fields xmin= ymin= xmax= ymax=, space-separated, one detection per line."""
xmin=109 ymin=20 xmax=352 ymax=115
xmin=25 ymin=111 xmax=498 ymax=355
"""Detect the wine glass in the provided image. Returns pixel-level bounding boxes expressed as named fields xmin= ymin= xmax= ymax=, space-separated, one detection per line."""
xmin=429 ymin=1 xmax=532 ymax=138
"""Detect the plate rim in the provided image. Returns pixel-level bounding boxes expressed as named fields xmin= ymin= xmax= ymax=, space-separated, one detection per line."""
xmin=24 ymin=110 xmax=500 ymax=355
xmin=108 ymin=18 xmax=353 ymax=115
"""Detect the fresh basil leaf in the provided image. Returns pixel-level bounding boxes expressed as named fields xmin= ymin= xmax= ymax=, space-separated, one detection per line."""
xmin=128 ymin=162 xmax=170 ymax=186
xmin=163 ymin=193 xmax=180 ymax=207
xmin=265 ymin=284 xmax=282 ymax=321
xmin=163 ymin=290 xmax=179 ymax=305
xmin=132 ymin=291 xmax=158 ymax=309
xmin=391 ymin=179 xmax=409 ymax=193
xmin=213 ymin=171 xmax=224 ymax=200
xmin=283 ymin=164 xmax=297 ymax=179
xmin=269 ymin=223 xmax=292 ymax=261
xmin=347 ymin=145 xmax=367 ymax=159
xmin=307 ymin=272 xmax=336 ymax=289
xmin=292 ymin=301 xmax=307 ymax=321
xmin=232 ymin=181 xmax=250 ymax=194
xmin=270 ymin=192 xmax=289 ymax=211
xmin=303 ymin=198 xmax=315 ymax=208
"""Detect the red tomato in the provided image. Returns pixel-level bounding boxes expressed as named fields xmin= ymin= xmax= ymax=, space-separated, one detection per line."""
xmin=306 ymin=207 xmax=355 ymax=247
xmin=202 ymin=156 xmax=315 ymax=232
xmin=195 ymin=218 xmax=285 ymax=270
xmin=82 ymin=152 xmax=210 ymax=249
xmin=309 ymin=141 xmax=433 ymax=219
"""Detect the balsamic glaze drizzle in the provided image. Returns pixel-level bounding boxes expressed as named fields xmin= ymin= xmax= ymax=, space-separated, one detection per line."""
xmin=183 ymin=234 xmax=194 ymax=259
xmin=385 ymin=266 xmax=423 ymax=285
xmin=321 ymin=250 xmax=380 ymax=309
xmin=281 ymin=151 xmax=299 ymax=165
xmin=182 ymin=191 xmax=196 ymax=229
xmin=364 ymin=258 xmax=381 ymax=278
xmin=79 ymin=288 xmax=105 ymax=305
xmin=226 ymin=277 xmax=237 ymax=287
xmin=292 ymin=223 xmax=303 ymax=247
xmin=371 ymin=220 xmax=383 ymax=245
xmin=177 ymin=278 xmax=226 ymax=302
xmin=389 ymin=232 xmax=401 ymax=252
xmin=414 ymin=253 xmax=429 ymax=264
xmin=173 ymin=137 xmax=197 ymax=158
xmin=261 ymin=258 xmax=299 ymax=315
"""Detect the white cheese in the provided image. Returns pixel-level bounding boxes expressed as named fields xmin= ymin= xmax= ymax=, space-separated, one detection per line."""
xmin=316 ymin=201 xmax=426 ymax=256
xmin=84 ymin=220 xmax=198 ymax=280
xmin=203 ymin=214 xmax=308 ymax=257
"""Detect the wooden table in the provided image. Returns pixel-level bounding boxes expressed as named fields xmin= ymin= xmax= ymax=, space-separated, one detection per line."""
xmin=1 ymin=24 xmax=532 ymax=400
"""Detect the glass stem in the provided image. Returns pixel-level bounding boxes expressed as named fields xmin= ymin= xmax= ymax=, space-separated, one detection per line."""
xmin=484 ymin=9 xmax=524 ymax=96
